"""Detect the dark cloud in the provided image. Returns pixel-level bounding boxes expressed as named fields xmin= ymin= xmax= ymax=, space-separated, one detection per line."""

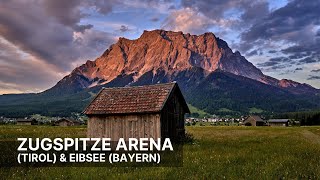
xmin=281 ymin=44 xmax=318 ymax=55
xmin=269 ymin=57 xmax=291 ymax=63
xmin=119 ymin=25 xmax=130 ymax=32
xmin=181 ymin=0 xmax=268 ymax=24
xmin=150 ymin=17 xmax=160 ymax=22
xmin=87 ymin=0 xmax=119 ymax=14
xmin=311 ymin=69 xmax=320 ymax=73
xmin=298 ymin=57 xmax=317 ymax=64
xmin=74 ymin=24 xmax=94 ymax=33
xmin=307 ymin=75 xmax=320 ymax=80
xmin=42 ymin=0 xmax=84 ymax=30
xmin=288 ymin=53 xmax=307 ymax=60
xmin=257 ymin=57 xmax=293 ymax=70
xmin=123 ymin=0 xmax=174 ymax=9
xmin=271 ymin=65 xmax=288 ymax=70
xmin=261 ymin=46 xmax=320 ymax=68
xmin=168 ymin=5 xmax=176 ymax=10
xmin=295 ymin=68 xmax=303 ymax=71
xmin=246 ymin=49 xmax=258 ymax=57
xmin=43 ymin=0 xmax=118 ymax=31
xmin=257 ymin=61 xmax=279 ymax=67
xmin=240 ymin=1 xmax=269 ymax=24
xmin=268 ymin=50 xmax=277 ymax=54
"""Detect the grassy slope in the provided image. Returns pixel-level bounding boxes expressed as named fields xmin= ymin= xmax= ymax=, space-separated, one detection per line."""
xmin=1 ymin=125 xmax=320 ymax=179
xmin=188 ymin=104 xmax=210 ymax=118
xmin=249 ymin=107 xmax=264 ymax=114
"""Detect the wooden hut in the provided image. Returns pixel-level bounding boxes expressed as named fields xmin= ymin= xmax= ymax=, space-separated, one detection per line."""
xmin=16 ymin=118 xmax=37 ymax=125
xmin=243 ymin=115 xmax=265 ymax=126
xmin=54 ymin=118 xmax=81 ymax=126
xmin=83 ymin=83 xmax=190 ymax=141
xmin=268 ymin=119 xmax=289 ymax=127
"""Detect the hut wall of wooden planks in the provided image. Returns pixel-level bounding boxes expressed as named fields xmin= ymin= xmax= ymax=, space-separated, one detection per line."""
xmin=84 ymin=83 xmax=190 ymax=141
xmin=87 ymin=114 xmax=161 ymax=140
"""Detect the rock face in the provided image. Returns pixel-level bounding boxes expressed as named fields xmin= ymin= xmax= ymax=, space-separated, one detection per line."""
xmin=48 ymin=29 xmax=318 ymax=95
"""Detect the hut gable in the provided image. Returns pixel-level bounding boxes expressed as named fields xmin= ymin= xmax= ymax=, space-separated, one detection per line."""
xmin=84 ymin=83 xmax=189 ymax=115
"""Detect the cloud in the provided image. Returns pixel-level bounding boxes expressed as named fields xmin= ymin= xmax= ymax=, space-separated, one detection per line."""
xmin=311 ymin=69 xmax=320 ymax=73
xmin=246 ymin=49 xmax=264 ymax=57
xmin=257 ymin=56 xmax=293 ymax=70
xmin=122 ymin=0 xmax=175 ymax=12
xmin=119 ymin=25 xmax=130 ymax=32
xmin=268 ymin=50 xmax=277 ymax=54
xmin=161 ymin=8 xmax=225 ymax=34
xmin=86 ymin=0 xmax=120 ymax=14
xmin=0 ymin=0 xmax=116 ymax=72
xmin=295 ymin=68 xmax=303 ymax=71
xmin=298 ymin=57 xmax=317 ymax=64
xmin=307 ymin=75 xmax=320 ymax=80
xmin=181 ymin=0 xmax=257 ymax=19
xmin=246 ymin=50 xmax=258 ymax=57
xmin=0 ymin=0 xmax=117 ymax=93
xmin=180 ymin=0 xmax=269 ymax=28
xmin=0 ymin=38 xmax=63 ymax=94
xmin=241 ymin=0 xmax=320 ymax=43
xmin=150 ymin=17 xmax=160 ymax=22
xmin=42 ymin=0 xmax=86 ymax=30
xmin=240 ymin=0 xmax=320 ymax=54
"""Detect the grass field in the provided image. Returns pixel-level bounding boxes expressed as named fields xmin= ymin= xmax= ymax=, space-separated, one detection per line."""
xmin=1 ymin=125 xmax=320 ymax=179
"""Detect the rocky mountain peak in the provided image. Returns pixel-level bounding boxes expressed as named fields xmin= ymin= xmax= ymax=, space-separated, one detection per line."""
xmin=49 ymin=29 xmax=318 ymax=95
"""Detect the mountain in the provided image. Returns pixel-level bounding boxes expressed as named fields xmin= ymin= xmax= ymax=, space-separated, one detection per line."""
xmin=46 ymin=30 xmax=318 ymax=95
xmin=0 ymin=30 xmax=319 ymax=117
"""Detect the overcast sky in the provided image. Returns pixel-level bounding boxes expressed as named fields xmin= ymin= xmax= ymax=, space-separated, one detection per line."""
xmin=0 ymin=0 xmax=319 ymax=94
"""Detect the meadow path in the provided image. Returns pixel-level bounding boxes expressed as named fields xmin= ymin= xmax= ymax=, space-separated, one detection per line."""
xmin=301 ymin=130 xmax=320 ymax=144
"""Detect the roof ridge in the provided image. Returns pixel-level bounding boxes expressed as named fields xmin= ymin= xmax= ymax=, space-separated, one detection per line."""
xmin=102 ymin=82 xmax=176 ymax=90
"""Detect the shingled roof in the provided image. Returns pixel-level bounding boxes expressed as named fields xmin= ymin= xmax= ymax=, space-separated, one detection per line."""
xmin=83 ymin=83 xmax=190 ymax=115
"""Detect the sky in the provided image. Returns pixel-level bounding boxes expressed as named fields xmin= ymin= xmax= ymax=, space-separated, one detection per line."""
xmin=0 ymin=0 xmax=319 ymax=94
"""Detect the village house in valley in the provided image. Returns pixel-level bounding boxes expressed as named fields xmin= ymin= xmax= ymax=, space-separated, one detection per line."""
xmin=243 ymin=115 xmax=265 ymax=126
xmin=16 ymin=118 xmax=37 ymax=125
xmin=268 ymin=119 xmax=290 ymax=127
xmin=83 ymin=83 xmax=190 ymax=141
xmin=54 ymin=118 xmax=81 ymax=126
